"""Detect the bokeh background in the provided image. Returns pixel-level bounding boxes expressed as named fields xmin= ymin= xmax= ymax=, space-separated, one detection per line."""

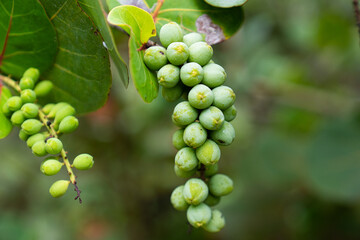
xmin=1 ymin=0 xmax=360 ymax=239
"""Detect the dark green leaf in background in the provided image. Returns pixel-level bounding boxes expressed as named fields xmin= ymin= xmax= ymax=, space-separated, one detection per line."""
xmin=0 ymin=86 xmax=12 ymax=139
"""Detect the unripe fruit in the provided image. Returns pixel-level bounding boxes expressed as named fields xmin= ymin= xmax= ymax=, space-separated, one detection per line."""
xmin=26 ymin=133 xmax=46 ymax=148
xmin=199 ymin=106 xmax=224 ymax=130
xmin=174 ymin=165 xmax=196 ymax=178
xmin=157 ymin=64 xmax=180 ymax=88
xmin=47 ymin=102 xmax=70 ymax=118
xmin=204 ymin=194 xmax=220 ymax=207
xmin=45 ymin=138 xmax=63 ymax=155
xmin=210 ymin=121 xmax=235 ymax=146
xmin=188 ymin=84 xmax=214 ymax=109
xmin=144 ymin=46 xmax=167 ymax=71
xmin=195 ymin=139 xmax=221 ymax=165
xmin=54 ymin=105 xmax=76 ymax=125
xmin=208 ymin=174 xmax=234 ymax=197
xmin=20 ymin=89 xmax=36 ymax=103
xmin=21 ymin=103 xmax=39 ymax=118
xmin=34 ymin=80 xmax=53 ymax=97
xmin=203 ymin=209 xmax=225 ymax=232
xmin=204 ymin=163 xmax=218 ymax=177
xmin=172 ymin=101 xmax=198 ymax=127
xmin=42 ymin=103 xmax=55 ymax=115
xmin=6 ymin=96 xmax=22 ymax=111
xmin=11 ymin=110 xmax=25 ymax=126
xmin=19 ymin=77 xmax=35 ymax=90
xmin=188 ymin=42 xmax=213 ymax=66
xmin=170 ymin=185 xmax=189 ymax=211
xmin=183 ymin=32 xmax=204 ymax=47
xmin=59 ymin=116 xmax=79 ymax=133
xmin=166 ymin=42 xmax=189 ymax=65
xmin=18 ymin=129 xmax=29 ymax=141
xmin=172 ymin=129 xmax=186 ymax=150
xmin=49 ymin=180 xmax=70 ymax=198
xmin=40 ymin=159 xmax=63 ymax=176
xmin=32 ymin=141 xmax=47 ymax=157
xmin=187 ymin=203 xmax=212 ymax=228
xmin=212 ymin=86 xmax=236 ymax=110
xmin=73 ymin=153 xmax=94 ymax=170
xmin=202 ymin=63 xmax=226 ymax=88
xmin=180 ymin=62 xmax=204 ymax=87
xmin=21 ymin=119 xmax=43 ymax=135
xmin=183 ymin=122 xmax=207 ymax=148
xmin=23 ymin=67 xmax=40 ymax=83
xmin=159 ymin=22 xmax=183 ymax=48
xmin=223 ymin=105 xmax=237 ymax=122
xmin=2 ymin=103 xmax=11 ymax=116
xmin=175 ymin=147 xmax=198 ymax=171
xmin=183 ymin=178 xmax=209 ymax=205
xmin=161 ymin=82 xmax=184 ymax=102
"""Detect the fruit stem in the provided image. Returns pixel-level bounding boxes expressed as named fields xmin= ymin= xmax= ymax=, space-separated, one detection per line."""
xmin=0 ymin=74 xmax=21 ymax=92
xmin=152 ymin=0 xmax=164 ymax=22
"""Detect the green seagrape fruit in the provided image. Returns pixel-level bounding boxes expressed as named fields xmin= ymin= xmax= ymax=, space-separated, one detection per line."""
xmin=21 ymin=103 xmax=39 ymax=118
xmin=188 ymin=84 xmax=214 ymax=109
xmin=23 ymin=67 xmax=40 ymax=83
xmin=49 ymin=180 xmax=70 ymax=198
xmin=188 ymin=42 xmax=213 ymax=66
xmin=175 ymin=147 xmax=198 ymax=171
xmin=6 ymin=96 xmax=22 ymax=111
xmin=18 ymin=129 xmax=29 ymax=141
xmin=45 ymin=138 xmax=63 ymax=155
xmin=159 ymin=22 xmax=183 ymax=48
xmin=144 ymin=46 xmax=168 ymax=71
xmin=11 ymin=110 xmax=25 ymax=126
xmin=26 ymin=133 xmax=46 ymax=148
xmin=170 ymin=185 xmax=189 ymax=211
xmin=210 ymin=121 xmax=235 ymax=146
xmin=2 ymin=103 xmax=11 ymax=116
xmin=202 ymin=63 xmax=226 ymax=88
xmin=34 ymin=80 xmax=53 ymax=97
xmin=199 ymin=106 xmax=224 ymax=130
xmin=59 ymin=116 xmax=79 ymax=134
xmin=20 ymin=89 xmax=36 ymax=103
xmin=208 ymin=174 xmax=234 ymax=197
xmin=183 ymin=122 xmax=207 ymax=148
xmin=183 ymin=178 xmax=209 ymax=205
xmin=19 ymin=77 xmax=35 ymax=90
xmin=204 ymin=194 xmax=221 ymax=207
xmin=174 ymin=165 xmax=197 ymax=178
xmin=161 ymin=82 xmax=184 ymax=102
xmin=40 ymin=159 xmax=63 ymax=176
xmin=172 ymin=129 xmax=186 ymax=150
xmin=166 ymin=42 xmax=189 ymax=66
xmin=180 ymin=62 xmax=204 ymax=87
xmin=32 ymin=141 xmax=47 ymax=157
xmin=187 ymin=203 xmax=212 ymax=228
xmin=212 ymin=86 xmax=236 ymax=110
xmin=172 ymin=101 xmax=198 ymax=127
xmin=183 ymin=32 xmax=204 ymax=47
xmin=47 ymin=102 xmax=70 ymax=118
xmin=72 ymin=153 xmax=94 ymax=170
xmin=223 ymin=105 xmax=237 ymax=122
xmin=195 ymin=139 xmax=221 ymax=165
xmin=203 ymin=209 xmax=225 ymax=232
xmin=21 ymin=119 xmax=43 ymax=135
xmin=54 ymin=105 xmax=76 ymax=126
xmin=204 ymin=163 xmax=218 ymax=177
xmin=42 ymin=103 xmax=55 ymax=115
xmin=157 ymin=64 xmax=180 ymax=88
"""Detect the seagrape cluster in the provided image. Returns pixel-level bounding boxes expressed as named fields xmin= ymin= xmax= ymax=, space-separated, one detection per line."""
xmin=2 ymin=68 xmax=94 ymax=198
xmin=144 ymin=22 xmax=236 ymax=232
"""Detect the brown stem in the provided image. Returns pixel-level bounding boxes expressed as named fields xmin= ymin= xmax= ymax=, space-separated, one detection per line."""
xmin=152 ymin=0 xmax=164 ymax=22
xmin=353 ymin=0 xmax=360 ymax=38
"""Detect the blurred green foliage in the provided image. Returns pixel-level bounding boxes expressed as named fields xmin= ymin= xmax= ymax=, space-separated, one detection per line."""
xmin=1 ymin=0 xmax=360 ymax=239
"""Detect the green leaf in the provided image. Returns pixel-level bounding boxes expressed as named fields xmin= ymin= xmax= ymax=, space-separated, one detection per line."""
xmin=78 ymin=0 xmax=129 ymax=87
xmin=204 ymin=0 xmax=247 ymax=8
xmin=108 ymin=5 xmax=158 ymax=102
xmin=39 ymin=0 xmax=112 ymax=113
xmin=0 ymin=86 xmax=13 ymax=139
xmin=0 ymin=0 xmax=57 ymax=78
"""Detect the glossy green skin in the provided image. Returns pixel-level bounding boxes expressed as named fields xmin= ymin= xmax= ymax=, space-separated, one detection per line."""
xmin=166 ymin=42 xmax=189 ymax=66
xmin=47 ymin=102 xmax=69 ymax=118
xmin=195 ymin=139 xmax=221 ymax=165
xmin=21 ymin=119 xmax=43 ymax=135
xmin=204 ymin=194 xmax=220 ymax=207
xmin=54 ymin=105 xmax=76 ymax=125
xmin=45 ymin=138 xmax=63 ymax=155
xmin=157 ymin=64 xmax=180 ymax=88
xmin=41 ymin=159 xmax=63 ymax=176
xmin=2 ymin=103 xmax=11 ymax=116
xmin=183 ymin=178 xmax=209 ymax=205
xmin=59 ymin=116 xmax=79 ymax=133
xmin=212 ymin=86 xmax=236 ymax=110
xmin=23 ymin=68 xmax=40 ymax=83
xmin=73 ymin=153 xmax=94 ymax=170
xmin=34 ymin=81 xmax=53 ymax=97
xmin=170 ymin=185 xmax=189 ymax=211
xmin=32 ymin=141 xmax=47 ymax=157
xmin=161 ymin=82 xmax=184 ymax=102
xmin=172 ymin=129 xmax=186 ymax=150
xmin=175 ymin=147 xmax=198 ymax=171
xmin=208 ymin=174 xmax=234 ymax=197
xmin=210 ymin=121 xmax=235 ymax=146
xmin=188 ymin=84 xmax=214 ymax=109
xmin=26 ymin=133 xmax=46 ymax=148
xmin=187 ymin=203 xmax=212 ymax=228
xmin=20 ymin=89 xmax=36 ymax=103
xmin=172 ymin=101 xmax=198 ymax=127
xmin=21 ymin=103 xmax=39 ymax=118
xmin=183 ymin=32 xmax=204 ymax=47
xmin=19 ymin=77 xmax=35 ymax=90
xmin=7 ymin=96 xmax=22 ymax=111
xmin=203 ymin=209 xmax=225 ymax=232
xmin=188 ymin=42 xmax=213 ymax=66
xmin=42 ymin=104 xmax=55 ymax=115
xmin=223 ymin=105 xmax=237 ymax=122
xmin=49 ymin=180 xmax=70 ymax=198
xmin=204 ymin=163 xmax=218 ymax=177
xmin=174 ymin=165 xmax=197 ymax=178
xmin=11 ymin=110 xmax=25 ymax=126
xmin=159 ymin=22 xmax=183 ymax=48
xmin=18 ymin=129 xmax=29 ymax=141
xmin=180 ymin=62 xmax=204 ymax=87
xmin=183 ymin=122 xmax=207 ymax=148
xmin=144 ymin=46 xmax=167 ymax=71
xmin=202 ymin=63 xmax=226 ymax=88
xmin=199 ymin=106 xmax=224 ymax=130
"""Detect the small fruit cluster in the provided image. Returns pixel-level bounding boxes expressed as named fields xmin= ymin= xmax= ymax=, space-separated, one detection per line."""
xmin=1 ymin=68 xmax=94 ymax=200
xmin=143 ymin=22 xmax=236 ymax=232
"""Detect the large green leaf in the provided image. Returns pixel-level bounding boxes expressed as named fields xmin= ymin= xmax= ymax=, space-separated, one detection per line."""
xmin=78 ymin=0 xmax=129 ymax=87
xmin=108 ymin=5 xmax=158 ymax=102
xmin=204 ymin=0 xmax=247 ymax=8
xmin=0 ymin=0 xmax=57 ymax=78
xmin=39 ymin=0 xmax=112 ymax=113
xmin=0 ymin=86 xmax=12 ymax=139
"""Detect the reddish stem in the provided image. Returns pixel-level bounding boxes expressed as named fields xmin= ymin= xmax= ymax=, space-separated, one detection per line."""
xmin=0 ymin=16 xmax=12 ymax=67
xmin=152 ymin=0 xmax=164 ymax=22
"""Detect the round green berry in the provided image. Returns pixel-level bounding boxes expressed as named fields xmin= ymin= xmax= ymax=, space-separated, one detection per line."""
xmin=202 ymin=63 xmax=226 ymax=88
xmin=19 ymin=77 xmax=35 ymax=90
xmin=23 ymin=67 xmax=40 ymax=83
xmin=73 ymin=153 xmax=94 ymax=170
xmin=159 ymin=22 xmax=183 ymax=48
xmin=144 ymin=46 xmax=167 ymax=71
xmin=21 ymin=119 xmax=43 ymax=135
xmin=11 ymin=110 xmax=25 ymax=126
xmin=170 ymin=185 xmax=189 ymax=211
xmin=210 ymin=121 xmax=235 ymax=146
xmin=20 ymin=89 xmax=36 ymax=103
xmin=180 ymin=62 xmax=204 ymax=87
xmin=175 ymin=147 xmax=198 ymax=171
xmin=32 ymin=141 xmax=47 ymax=157
xmin=18 ymin=129 xmax=29 ymax=141
xmin=195 ymin=139 xmax=221 ymax=165
xmin=172 ymin=129 xmax=186 ymax=150
xmin=54 ymin=105 xmax=75 ymax=126
xmin=199 ymin=106 xmax=224 ymax=130
xmin=174 ymin=165 xmax=196 ymax=178
xmin=59 ymin=116 xmax=79 ymax=134
xmin=157 ymin=64 xmax=180 ymax=88
xmin=47 ymin=102 xmax=70 ymax=118
xmin=212 ymin=86 xmax=236 ymax=110
xmin=183 ymin=122 xmax=207 ymax=148
xmin=188 ymin=42 xmax=213 ymax=66
xmin=223 ymin=105 xmax=237 ymax=122
xmin=187 ymin=203 xmax=212 ymax=228
xmin=21 ymin=103 xmax=39 ymax=118
xmin=40 ymin=159 xmax=63 ymax=176
xmin=183 ymin=32 xmax=204 ymax=47
xmin=203 ymin=209 xmax=225 ymax=232
xmin=208 ymin=174 xmax=233 ymax=197
xmin=188 ymin=84 xmax=214 ymax=109
xmin=6 ymin=96 xmax=22 ymax=111
xmin=45 ymin=138 xmax=63 ymax=155
xmin=26 ymin=133 xmax=46 ymax=148
xmin=2 ymin=103 xmax=11 ymax=117
xmin=34 ymin=80 xmax=53 ymax=97
xmin=49 ymin=180 xmax=70 ymax=198
xmin=42 ymin=103 xmax=55 ymax=115
xmin=161 ymin=82 xmax=184 ymax=102
xmin=183 ymin=178 xmax=209 ymax=205
xmin=204 ymin=194 xmax=220 ymax=207
xmin=166 ymin=42 xmax=189 ymax=66
xmin=204 ymin=163 xmax=218 ymax=177
xmin=172 ymin=101 xmax=198 ymax=127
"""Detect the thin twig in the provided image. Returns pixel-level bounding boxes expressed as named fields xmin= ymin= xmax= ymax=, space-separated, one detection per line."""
xmin=152 ymin=0 xmax=164 ymax=22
